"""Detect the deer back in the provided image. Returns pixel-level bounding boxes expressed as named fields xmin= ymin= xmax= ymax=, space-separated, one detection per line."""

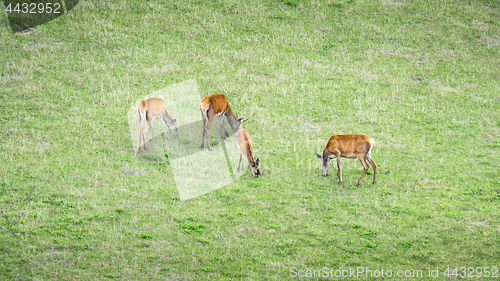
xmin=200 ymin=94 xmax=231 ymax=115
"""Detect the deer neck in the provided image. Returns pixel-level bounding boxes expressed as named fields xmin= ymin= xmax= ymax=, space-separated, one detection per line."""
xmin=163 ymin=112 xmax=174 ymax=123
xmin=224 ymin=109 xmax=240 ymax=133
xmin=247 ymin=153 xmax=257 ymax=167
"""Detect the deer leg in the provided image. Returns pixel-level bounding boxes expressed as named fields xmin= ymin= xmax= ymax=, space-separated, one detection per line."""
xmin=139 ymin=120 xmax=149 ymax=150
xmin=139 ymin=120 xmax=148 ymax=151
xmin=201 ymin=112 xmax=206 ymax=148
xmin=368 ymin=157 xmax=377 ymax=184
xmin=205 ymin=116 xmax=215 ymax=151
xmin=138 ymin=125 xmax=144 ymax=153
xmin=336 ymin=157 xmax=342 ymax=184
xmin=357 ymin=157 xmax=370 ymax=186
xmin=138 ymin=119 xmax=143 ymax=152
xmin=238 ymin=154 xmax=243 ymax=172
xmin=148 ymin=120 xmax=154 ymax=142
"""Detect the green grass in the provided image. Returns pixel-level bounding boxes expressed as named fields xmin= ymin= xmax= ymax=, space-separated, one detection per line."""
xmin=1 ymin=0 xmax=499 ymax=279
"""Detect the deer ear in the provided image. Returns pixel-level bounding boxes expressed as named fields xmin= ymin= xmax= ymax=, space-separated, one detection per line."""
xmin=316 ymin=153 xmax=322 ymax=159
xmin=255 ymin=158 xmax=259 ymax=166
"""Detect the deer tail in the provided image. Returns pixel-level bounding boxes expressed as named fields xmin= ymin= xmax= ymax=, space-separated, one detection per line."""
xmin=200 ymin=105 xmax=208 ymax=120
xmin=366 ymin=138 xmax=375 ymax=161
xmin=139 ymin=101 xmax=147 ymax=126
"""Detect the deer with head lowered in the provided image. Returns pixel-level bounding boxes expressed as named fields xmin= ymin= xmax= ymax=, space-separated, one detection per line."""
xmin=237 ymin=129 xmax=260 ymax=178
xmin=316 ymin=134 xmax=377 ymax=186
xmin=137 ymin=97 xmax=178 ymax=153
xmin=200 ymin=94 xmax=252 ymax=150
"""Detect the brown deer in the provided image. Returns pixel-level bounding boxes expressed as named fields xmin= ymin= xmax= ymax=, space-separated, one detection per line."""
xmin=237 ymin=129 xmax=260 ymax=178
xmin=138 ymin=97 xmax=178 ymax=153
xmin=200 ymin=94 xmax=252 ymax=150
xmin=316 ymin=134 xmax=376 ymax=186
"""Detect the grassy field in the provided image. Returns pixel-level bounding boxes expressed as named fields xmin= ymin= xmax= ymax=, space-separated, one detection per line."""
xmin=1 ymin=0 xmax=499 ymax=279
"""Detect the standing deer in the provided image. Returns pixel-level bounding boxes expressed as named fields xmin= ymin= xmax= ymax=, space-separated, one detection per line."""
xmin=237 ymin=129 xmax=260 ymax=178
xmin=200 ymin=94 xmax=252 ymax=150
xmin=137 ymin=97 xmax=178 ymax=153
xmin=316 ymin=134 xmax=377 ymax=186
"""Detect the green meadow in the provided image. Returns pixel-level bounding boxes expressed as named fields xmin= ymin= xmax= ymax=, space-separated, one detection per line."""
xmin=1 ymin=0 xmax=499 ymax=279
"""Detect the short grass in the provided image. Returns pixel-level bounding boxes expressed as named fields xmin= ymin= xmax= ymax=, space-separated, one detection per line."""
xmin=1 ymin=0 xmax=499 ymax=280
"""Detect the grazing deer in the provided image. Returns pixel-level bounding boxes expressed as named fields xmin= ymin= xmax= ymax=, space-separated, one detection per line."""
xmin=316 ymin=134 xmax=376 ymax=186
xmin=137 ymin=97 xmax=178 ymax=153
xmin=200 ymin=94 xmax=252 ymax=150
xmin=237 ymin=129 xmax=260 ymax=178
